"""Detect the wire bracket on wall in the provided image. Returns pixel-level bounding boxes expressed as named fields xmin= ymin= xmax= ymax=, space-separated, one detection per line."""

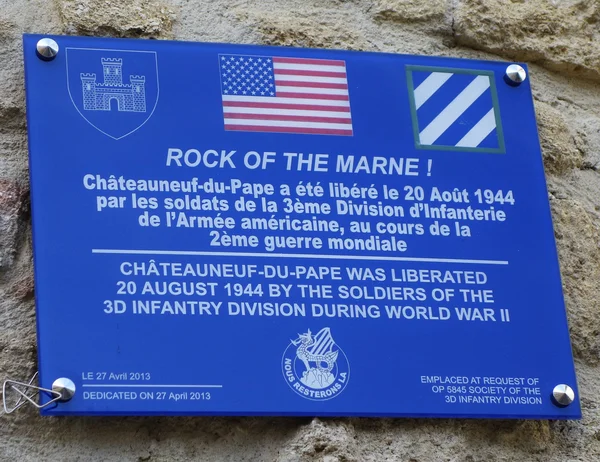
xmin=2 ymin=372 xmax=63 ymax=414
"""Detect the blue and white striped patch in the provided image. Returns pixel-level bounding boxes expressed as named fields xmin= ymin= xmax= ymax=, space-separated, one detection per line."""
xmin=407 ymin=67 xmax=504 ymax=153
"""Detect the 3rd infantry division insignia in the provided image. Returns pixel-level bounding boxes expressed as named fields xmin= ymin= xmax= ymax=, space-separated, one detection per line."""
xmin=406 ymin=66 xmax=505 ymax=153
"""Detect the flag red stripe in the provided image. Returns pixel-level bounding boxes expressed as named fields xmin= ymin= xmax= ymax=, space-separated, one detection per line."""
xmin=276 ymin=92 xmax=349 ymax=101
xmin=274 ymin=80 xmax=348 ymax=89
xmin=223 ymin=113 xmax=352 ymax=124
xmin=274 ymin=69 xmax=347 ymax=78
xmin=222 ymin=101 xmax=351 ymax=112
xmin=224 ymin=125 xmax=353 ymax=136
xmin=273 ymin=57 xmax=346 ymax=66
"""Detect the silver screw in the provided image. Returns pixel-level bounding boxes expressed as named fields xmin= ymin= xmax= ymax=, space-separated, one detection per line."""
xmin=551 ymin=384 xmax=575 ymax=407
xmin=36 ymin=38 xmax=59 ymax=61
xmin=504 ymin=64 xmax=527 ymax=86
xmin=52 ymin=377 xmax=76 ymax=402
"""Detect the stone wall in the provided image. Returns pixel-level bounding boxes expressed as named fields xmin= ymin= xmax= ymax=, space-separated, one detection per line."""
xmin=1 ymin=0 xmax=600 ymax=460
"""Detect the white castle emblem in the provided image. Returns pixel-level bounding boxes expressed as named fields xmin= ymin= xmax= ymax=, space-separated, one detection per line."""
xmin=80 ymin=58 xmax=146 ymax=112
xmin=282 ymin=327 xmax=349 ymax=400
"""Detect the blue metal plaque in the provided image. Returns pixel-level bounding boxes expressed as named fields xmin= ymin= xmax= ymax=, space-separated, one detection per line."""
xmin=23 ymin=34 xmax=581 ymax=418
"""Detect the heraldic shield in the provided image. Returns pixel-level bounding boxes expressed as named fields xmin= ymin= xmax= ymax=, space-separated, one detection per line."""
xmin=66 ymin=48 xmax=159 ymax=140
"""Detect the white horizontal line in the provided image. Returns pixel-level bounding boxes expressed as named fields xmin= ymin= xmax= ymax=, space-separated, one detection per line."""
xmin=81 ymin=384 xmax=223 ymax=388
xmin=273 ymin=62 xmax=346 ymax=73
xmin=91 ymin=249 xmax=509 ymax=265
xmin=223 ymin=95 xmax=350 ymax=107
xmin=223 ymin=107 xmax=351 ymax=118
xmin=276 ymin=86 xmax=348 ymax=95
xmin=274 ymin=75 xmax=348 ymax=84
xmin=224 ymin=118 xmax=352 ymax=129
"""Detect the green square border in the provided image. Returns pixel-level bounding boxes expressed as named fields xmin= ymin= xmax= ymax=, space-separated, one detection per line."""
xmin=406 ymin=65 xmax=506 ymax=154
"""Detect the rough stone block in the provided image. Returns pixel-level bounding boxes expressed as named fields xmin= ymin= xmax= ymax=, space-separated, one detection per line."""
xmin=235 ymin=4 xmax=371 ymax=50
xmin=277 ymin=419 xmax=359 ymax=462
xmin=56 ymin=0 xmax=176 ymax=38
xmin=373 ymin=0 xmax=447 ymax=24
xmin=0 ymin=179 xmax=28 ymax=270
xmin=536 ymin=101 xmax=583 ymax=175
xmin=552 ymin=197 xmax=600 ymax=364
xmin=454 ymin=0 xmax=600 ymax=81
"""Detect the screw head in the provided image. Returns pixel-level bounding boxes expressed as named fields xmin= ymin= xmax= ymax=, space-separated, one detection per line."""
xmin=504 ymin=64 xmax=527 ymax=86
xmin=52 ymin=377 xmax=76 ymax=402
xmin=552 ymin=384 xmax=575 ymax=407
xmin=36 ymin=38 xmax=59 ymax=61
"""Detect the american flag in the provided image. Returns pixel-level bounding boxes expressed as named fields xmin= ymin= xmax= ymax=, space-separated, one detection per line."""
xmin=219 ymin=54 xmax=353 ymax=136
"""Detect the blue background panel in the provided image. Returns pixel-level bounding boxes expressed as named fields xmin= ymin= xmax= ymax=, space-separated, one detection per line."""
xmin=23 ymin=34 xmax=580 ymax=418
